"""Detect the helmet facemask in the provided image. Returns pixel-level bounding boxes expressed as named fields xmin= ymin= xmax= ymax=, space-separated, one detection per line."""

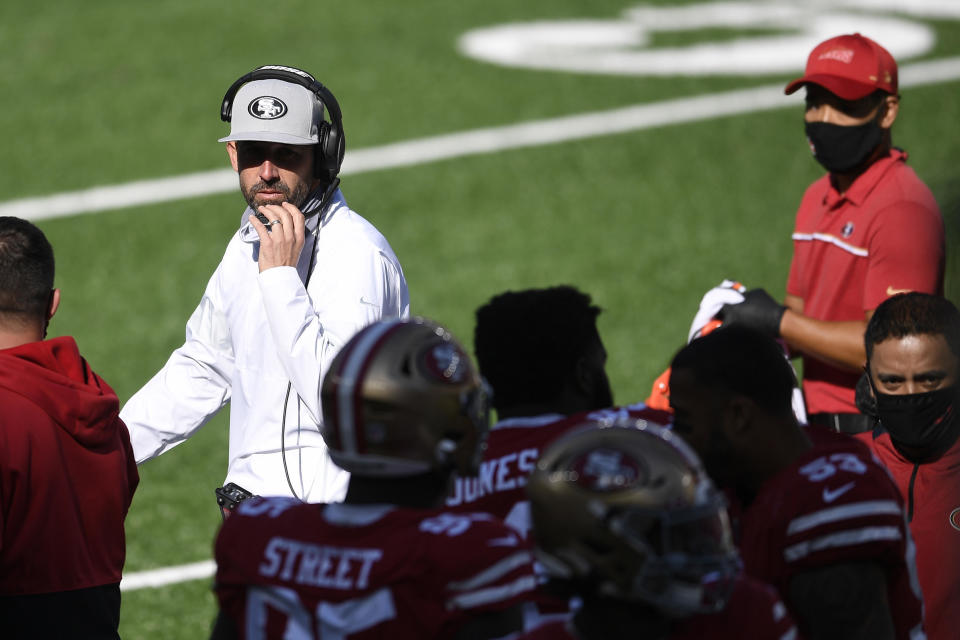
xmin=606 ymin=493 xmax=740 ymax=616
xmin=528 ymin=420 xmax=741 ymax=617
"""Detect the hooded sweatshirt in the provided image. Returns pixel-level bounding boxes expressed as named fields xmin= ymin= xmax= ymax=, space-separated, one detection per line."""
xmin=0 ymin=336 xmax=138 ymax=595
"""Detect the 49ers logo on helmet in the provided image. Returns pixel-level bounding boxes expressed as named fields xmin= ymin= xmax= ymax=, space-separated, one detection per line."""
xmin=420 ymin=343 xmax=469 ymax=383
xmin=571 ymin=448 xmax=646 ymax=492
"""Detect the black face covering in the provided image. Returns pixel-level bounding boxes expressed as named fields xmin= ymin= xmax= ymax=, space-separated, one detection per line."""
xmin=874 ymin=385 xmax=960 ymax=462
xmin=804 ymin=117 xmax=884 ymax=174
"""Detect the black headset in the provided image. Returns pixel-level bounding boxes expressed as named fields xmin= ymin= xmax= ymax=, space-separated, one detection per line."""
xmin=220 ymin=65 xmax=345 ymax=182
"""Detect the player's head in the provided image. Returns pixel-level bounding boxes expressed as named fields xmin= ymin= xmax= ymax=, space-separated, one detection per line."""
xmin=219 ymin=65 xmax=343 ymax=210
xmin=321 ymin=317 xmax=491 ymax=479
xmin=474 ymin=285 xmax=612 ymax=415
xmin=0 ymin=217 xmax=58 ymax=338
xmin=526 ymin=419 xmax=740 ymax=617
xmin=784 ymin=33 xmax=899 ymax=174
xmin=864 ymin=293 xmax=960 ymax=461
xmin=866 ymin=293 xmax=960 ymax=364
xmin=667 ymin=326 xmax=797 ymax=489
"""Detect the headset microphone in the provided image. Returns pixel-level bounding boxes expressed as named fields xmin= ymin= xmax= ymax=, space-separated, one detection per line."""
xmin=253 ymin=177 xmax=340 ymax=227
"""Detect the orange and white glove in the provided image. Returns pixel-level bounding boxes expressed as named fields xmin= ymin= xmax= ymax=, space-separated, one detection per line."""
xmin=687 ymin=280 xmax=746 ymax=343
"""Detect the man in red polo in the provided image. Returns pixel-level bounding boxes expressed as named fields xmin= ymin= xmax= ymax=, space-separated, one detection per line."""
xmin=717 ymin=33 xmax=945 ymax=434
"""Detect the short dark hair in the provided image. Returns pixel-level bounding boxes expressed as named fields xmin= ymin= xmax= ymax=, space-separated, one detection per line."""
xmin=805 ymin=86 xmax=889 ymax=119
xmin=474 ymin=285 xmax=603 ymax=412
xmin=670 ymin=325 xmax=796 ymax=417
xmin=0 ymin=217 xmax=55 ymax=326
xmin=865 ymin=293 xmax=960 ymax=361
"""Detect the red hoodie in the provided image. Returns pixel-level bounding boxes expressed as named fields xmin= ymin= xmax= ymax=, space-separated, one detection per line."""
xmin=0 ymin=336 xmax=139 ymax=594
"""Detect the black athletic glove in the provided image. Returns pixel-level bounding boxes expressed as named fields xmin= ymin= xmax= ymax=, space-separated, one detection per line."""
xmin=717 ymin=288 xmax=786 ymax=337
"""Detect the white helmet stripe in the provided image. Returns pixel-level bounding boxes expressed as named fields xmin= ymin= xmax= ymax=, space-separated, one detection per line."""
xmin=337 ymin=320 xmax=405 ymax=455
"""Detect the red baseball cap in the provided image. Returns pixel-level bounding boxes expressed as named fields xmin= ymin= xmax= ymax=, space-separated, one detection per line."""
xmin=784 ymin=33 xmax=898 ymax=100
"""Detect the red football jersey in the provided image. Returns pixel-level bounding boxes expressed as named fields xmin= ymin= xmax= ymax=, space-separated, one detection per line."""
xmin=214 ymin=498 xmax=537 ymax=639
xmin=513 ymin=574 xmax=797 ymax=639
xmin=739 ymin=426 xmax=924 ymax=639
xmin=445 ymin=403 xmax=672 ymax=537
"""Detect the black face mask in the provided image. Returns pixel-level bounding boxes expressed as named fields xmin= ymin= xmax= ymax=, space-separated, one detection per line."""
xmin=804 ymin=117 xmax=884 ymax=174
xmin=874 ymin=385 xmax=960 ymax=463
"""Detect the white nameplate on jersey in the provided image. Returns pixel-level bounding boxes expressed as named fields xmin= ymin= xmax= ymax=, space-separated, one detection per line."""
xmin=259 ymin=537 xmax=383 ymax=589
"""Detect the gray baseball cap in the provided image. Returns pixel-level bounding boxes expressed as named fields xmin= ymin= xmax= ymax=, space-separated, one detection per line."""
xmin=218 ymin=79 xmax=322 ymax=145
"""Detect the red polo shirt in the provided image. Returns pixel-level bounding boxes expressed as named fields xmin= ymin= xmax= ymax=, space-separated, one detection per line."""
xmin=786 ymin=149 xmax=944 ymax=413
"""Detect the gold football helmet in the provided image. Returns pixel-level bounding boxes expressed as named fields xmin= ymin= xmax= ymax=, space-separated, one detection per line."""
xmin=321 ymin=318 xmax=490 ymax=477
xmin=526 ymin=419 xmax=740 ymax=616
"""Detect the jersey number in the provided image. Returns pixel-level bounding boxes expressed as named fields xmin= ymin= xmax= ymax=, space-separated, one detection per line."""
xmin=799 ymin=453 xmax=868 ymax=482
xmin=245 ymin=585 xmax=396 ymax=639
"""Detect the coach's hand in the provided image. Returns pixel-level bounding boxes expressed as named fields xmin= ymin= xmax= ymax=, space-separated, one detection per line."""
xmin=717 ymin=288 xmax=787 ymax=337
xmin=250 ymin=202 xmax=306 ymax=272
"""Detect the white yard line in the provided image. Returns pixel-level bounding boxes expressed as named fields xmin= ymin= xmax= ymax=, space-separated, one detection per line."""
xmin=121 ymin=560 xmax=216 ymax=591
xmin=73 ymin=54 xmax=960 ymax=593
xmin=4 ymin=55 xmax=959 ymax=223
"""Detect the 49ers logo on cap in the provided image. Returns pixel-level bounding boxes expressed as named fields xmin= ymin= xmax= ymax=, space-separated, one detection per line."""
xmin=248 ymin=96 xmax=288 ymax=120
xmin=950 ymin=507 xmax=960 ymax=532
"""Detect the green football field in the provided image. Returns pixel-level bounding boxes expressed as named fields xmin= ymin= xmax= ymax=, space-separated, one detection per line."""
xmin=2 ymin=0 xmax=958 ymax=637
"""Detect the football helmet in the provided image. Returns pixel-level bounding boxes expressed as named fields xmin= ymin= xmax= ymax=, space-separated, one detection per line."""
xmin=526 ymin=419 xmax=740 ymax=617
xmin=321 ymin=318 xmax=491 ymax=477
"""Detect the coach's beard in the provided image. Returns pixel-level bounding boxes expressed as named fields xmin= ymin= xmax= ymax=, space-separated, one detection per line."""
xmin=243 ymin=179 xmax=311 ymax=210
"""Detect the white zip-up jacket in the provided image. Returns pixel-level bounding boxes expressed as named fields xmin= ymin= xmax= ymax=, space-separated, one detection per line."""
xmin=120 ymin=189 xmax=409 ymax=502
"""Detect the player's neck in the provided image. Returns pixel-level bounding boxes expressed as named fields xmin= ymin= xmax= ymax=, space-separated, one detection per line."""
xmin=344 ymin=471 xmax=450 ymax=509
xmin=0 ymin=326 xmax=46 ymax=350
xmin=497 ymin=396 xmax=605 ymax=421
xmin=755 ymin=419 xmax=814 ymax=487
xmin=573 ymin=598 xmax=671 ymax=640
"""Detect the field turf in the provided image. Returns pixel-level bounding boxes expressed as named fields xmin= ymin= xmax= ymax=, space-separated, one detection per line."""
xmin=1 ymin=1 xmax=957 ymax=637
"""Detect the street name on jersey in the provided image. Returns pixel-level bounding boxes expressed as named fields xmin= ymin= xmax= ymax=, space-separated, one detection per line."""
xmin=259 ymin=537 xmax=383 ymax=590
xmin=446 ymin=448 xmax=539 ymax=506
